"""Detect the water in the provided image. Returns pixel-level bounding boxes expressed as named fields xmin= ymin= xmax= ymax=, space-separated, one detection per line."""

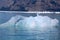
xmin=0 ymin=13 xmax=59 ymax=40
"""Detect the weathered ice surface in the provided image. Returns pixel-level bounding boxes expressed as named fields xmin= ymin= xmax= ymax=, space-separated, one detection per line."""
xmin=0 ymin=0 xmax=60 ymax=11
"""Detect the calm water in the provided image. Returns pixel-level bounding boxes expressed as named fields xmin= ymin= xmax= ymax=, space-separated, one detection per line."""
xmin=0 ymin=12 xmax=60 ymax=40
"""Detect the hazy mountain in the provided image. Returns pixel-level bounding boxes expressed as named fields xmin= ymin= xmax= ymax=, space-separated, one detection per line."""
xmin=0 ymin=0 xmax=60 ymax=11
